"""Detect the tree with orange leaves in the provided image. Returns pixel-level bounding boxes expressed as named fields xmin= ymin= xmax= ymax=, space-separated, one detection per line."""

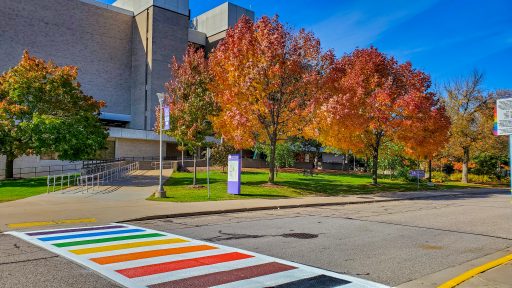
xmin=209 ymin=15 xmax=332 ymax=183
xmin=158 ymin=46 xmax=217 ymax=186
xmin=0 ymin=51 xmax=107 ymax=179
xmin=317 ymin=47 xmax=446 ymax=184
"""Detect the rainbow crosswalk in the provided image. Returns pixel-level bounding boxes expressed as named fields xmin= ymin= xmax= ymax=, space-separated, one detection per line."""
xmin=6 ymin=224 xmax=389 ymax=288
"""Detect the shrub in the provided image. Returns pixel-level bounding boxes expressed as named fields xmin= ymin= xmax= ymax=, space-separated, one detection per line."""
xmin=468 ymin=174 xmax=495 ymax=183
xmin=448 ymin=173 xmax=495 ymax=183
xmin=431 ymin=171 xmax=449 ymax=183
xmin=449 ymin=172 xmax=462 ymax=181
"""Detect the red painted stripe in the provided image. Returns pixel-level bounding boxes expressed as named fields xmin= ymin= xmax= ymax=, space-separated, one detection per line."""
xmin=148 ymin=262 xmax=297 ymax=288
xmin=117 ymin=252 xmax=253 ymax=278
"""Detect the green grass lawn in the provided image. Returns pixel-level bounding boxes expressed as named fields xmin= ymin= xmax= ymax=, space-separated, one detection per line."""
xmin=149 ymin=169 xmax=489 ymax=203
xmin=0 ymin=177 xmax=67 ymax=202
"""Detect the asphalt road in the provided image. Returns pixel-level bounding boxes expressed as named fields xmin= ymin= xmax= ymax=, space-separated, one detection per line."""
xmin=1 ymin=191 xmax=511 ymax=287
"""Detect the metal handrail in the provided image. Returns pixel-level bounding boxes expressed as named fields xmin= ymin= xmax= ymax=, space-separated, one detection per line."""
xmin=46 ymin=162 xmax=139 ymax=193
xmin=76 ymin=162 xmax=139 ymax=192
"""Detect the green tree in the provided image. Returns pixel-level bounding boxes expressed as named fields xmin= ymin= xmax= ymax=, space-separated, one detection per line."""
xmin=443 ymin=71 xmax=491 ymax=183
xmin=210 ymin=142 xmax=237 ymax=172
xmin=0 ymin=51 xmax=107 ymax=179
xmin=255 ymin=141 xmax=298 ymax=177
xmin=378 ymin=142 xmax=407 ymax=179
xmin=160 ymin=46 xmax=217 ymax=186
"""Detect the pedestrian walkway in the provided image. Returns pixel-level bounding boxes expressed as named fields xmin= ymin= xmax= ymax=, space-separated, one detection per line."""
xmin=0 ymin=177 xmax=505 ymax=231
xmin=6 ymin=223 xmax=389 ymax=288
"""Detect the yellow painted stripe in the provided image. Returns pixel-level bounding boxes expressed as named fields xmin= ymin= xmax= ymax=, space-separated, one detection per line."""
xmin=7 ymin=218 xmax=96 ymax=229
xmin=69 ymin=238 xmax=189 ymax=255
xmin=438 ymin=253 xmax=512 ymax=288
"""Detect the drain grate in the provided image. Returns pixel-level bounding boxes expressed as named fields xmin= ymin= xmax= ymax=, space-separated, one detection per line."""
xmin=280 ymin=233 xmax=318 ymax=239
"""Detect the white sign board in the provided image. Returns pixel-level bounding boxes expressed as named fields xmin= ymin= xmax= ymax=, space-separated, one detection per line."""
xmin=495 ymin=98 xmax=512 ymax=135
xmin=228 ymin=159 xmax=239 ymax=181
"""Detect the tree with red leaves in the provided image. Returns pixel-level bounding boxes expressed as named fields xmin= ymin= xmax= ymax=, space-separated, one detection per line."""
xmin=316 ymin=47 xmax=449 ymax=184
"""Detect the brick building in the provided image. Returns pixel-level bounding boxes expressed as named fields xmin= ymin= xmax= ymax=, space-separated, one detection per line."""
xmin=0 ymin=0 xmax=253 ymax=174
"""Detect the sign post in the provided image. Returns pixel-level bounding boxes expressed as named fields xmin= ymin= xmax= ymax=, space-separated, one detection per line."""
xmin=493 ymin=98 xmax=512 ymax=196
xmin=409 ymin=169 xmax=425 ymax=190
xmin=227 ymin=154 xmax=241 ymax=195
xmin=206 ymin=147 xmax=211 ymax=199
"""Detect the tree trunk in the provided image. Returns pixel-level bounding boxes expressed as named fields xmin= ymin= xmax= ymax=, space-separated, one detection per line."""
xmin=371 ymin=147 xmax=379 ymax=185
xmin=428 ymin=159 xmax=432 ymax=182
xmin=462 ymin=147 xmax=470 ymax=183
xmin=268 ymin=139 xmax=277 ymax=184
xmin=193 ymin=149 xmax=197 ymax=186
xmin=5 ymin=156 xmax=14 ymax=179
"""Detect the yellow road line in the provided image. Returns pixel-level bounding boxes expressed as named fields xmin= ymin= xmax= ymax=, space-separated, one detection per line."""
xmin=7 ymin=218 xmax=96 ymax=229
xmin=69 ymin=238 xmax=189 ymax=255
xmin=438 ymin=253 xmax=512 ymax=288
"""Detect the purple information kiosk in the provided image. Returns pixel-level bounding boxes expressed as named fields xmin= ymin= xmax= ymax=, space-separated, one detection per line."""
xmin=227 ymin=154 xmax=241 ymax=195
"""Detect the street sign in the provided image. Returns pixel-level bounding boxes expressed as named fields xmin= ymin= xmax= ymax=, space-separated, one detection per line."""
xmin=227 ymin=154 xmax=241 ymax=195
xmin=409 ymin=170 xmax=425 ymax=178
xmin=163 ymin=106 xmax=170 ymax=131
xmin=494 ymin=98 xmax=512 ymax=135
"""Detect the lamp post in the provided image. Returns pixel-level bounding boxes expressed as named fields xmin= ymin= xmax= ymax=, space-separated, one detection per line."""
xmin=157 ymin=92 xmax=166 ymax=198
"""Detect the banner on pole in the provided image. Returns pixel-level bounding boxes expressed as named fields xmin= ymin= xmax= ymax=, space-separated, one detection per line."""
xmin=163 ymin=106 xmax=170 ymax=131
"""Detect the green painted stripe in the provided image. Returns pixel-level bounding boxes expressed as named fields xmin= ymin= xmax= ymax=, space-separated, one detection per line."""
xmin=53 ymin=233 xmax=165 ymax=248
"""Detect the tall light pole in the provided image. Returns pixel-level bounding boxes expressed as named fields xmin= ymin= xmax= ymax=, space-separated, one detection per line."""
xmin=157 ymin=92 xmax=166 ymax=198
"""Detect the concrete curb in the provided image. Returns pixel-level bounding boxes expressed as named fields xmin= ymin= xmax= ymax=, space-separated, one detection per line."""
xmin=124 ymin=188 xmax=507 ymax=223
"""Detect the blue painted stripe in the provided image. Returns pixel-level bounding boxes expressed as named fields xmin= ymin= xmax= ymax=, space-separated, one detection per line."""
xmin=38 ymin=229 xmax=146 ymax=242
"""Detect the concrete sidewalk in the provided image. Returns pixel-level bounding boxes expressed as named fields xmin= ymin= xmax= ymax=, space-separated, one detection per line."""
xmin=459 ymin=261 xmax=512 ymax=288
xmin=0 ymin=169 xmax=506 ymax=232
xmin=398 ymin=247 xmax=512 ymax=288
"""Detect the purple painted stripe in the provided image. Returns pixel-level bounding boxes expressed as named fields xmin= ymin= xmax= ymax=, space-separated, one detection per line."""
xmin=26 ymin=225 xmax=126 ymax=236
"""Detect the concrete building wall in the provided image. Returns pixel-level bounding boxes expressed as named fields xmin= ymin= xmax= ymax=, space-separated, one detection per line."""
xmin=115 ymin=138 xmax=165 ymax=159
xmin=129 ymin=8 xmax=152 ymax=130
xmin=113 ymin=0 xmax=188 ymax=16
xmin=192 ymin=2 xmax=254 ymax=37
xmin=0 ymin=155 xmax=82 ymax=179
xmin=148 ymin=7 xmax=189 ymax=129
xmin=0 ymin=0 xmax=134 ymax=115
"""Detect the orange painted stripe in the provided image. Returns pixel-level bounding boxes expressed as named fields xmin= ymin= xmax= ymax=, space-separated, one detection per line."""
xmin=91 ymin=245 xmax=217 ymax=265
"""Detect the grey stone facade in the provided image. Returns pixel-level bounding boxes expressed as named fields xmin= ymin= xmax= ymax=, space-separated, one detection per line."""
xmin=0 ymin=0 xmax=134 ymax=115
xmin=0 ymin=0 xmax=253 ymax=168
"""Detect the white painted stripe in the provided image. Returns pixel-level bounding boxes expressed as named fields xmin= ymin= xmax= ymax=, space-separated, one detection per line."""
xmin=105 ymin=248 xmax=229 ymax=271
xmin=58 ymin=235 xmax=172 ymax=251
xmin=22 ymin=225 xmax=128 ymax=238
xmin=77 ymin=241 xmax=202 ymax=259
xmin=5 ymin=230 xmax=147 ymax=288
xmin=212 ymin=268 xmax=320 ymax=288
xmin=132 ymin=257 xmax=270 ymax=286
xmin=45 ymin=231 xmax=157 ymax=246
xmin=5 ymin=223 xmax=390 ymax=288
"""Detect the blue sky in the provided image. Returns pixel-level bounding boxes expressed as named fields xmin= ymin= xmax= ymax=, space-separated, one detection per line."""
xmin=101 ymin=0 xmax=511 ymax=90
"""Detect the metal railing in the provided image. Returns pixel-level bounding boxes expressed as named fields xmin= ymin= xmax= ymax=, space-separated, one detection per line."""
xmin=46 ymin=162 xmax=139 ymax=193
xmin=1 ymin=164 xmax=82 ymax=179
xmin=81 ymin=160 xmax=127 ymax=175
xmin=76 ymin=162 xmax=139 ymax=192
xmin=47 ymin=173 xmax=80 ymax=193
